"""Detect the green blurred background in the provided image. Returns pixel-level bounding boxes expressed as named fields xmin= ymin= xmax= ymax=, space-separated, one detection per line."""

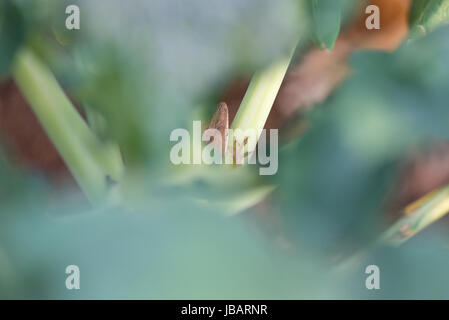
xmin=1 ymin=0 xmax=449 ymax=299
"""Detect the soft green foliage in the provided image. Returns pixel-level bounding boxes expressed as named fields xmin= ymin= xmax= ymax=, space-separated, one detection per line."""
xmin=60 ymin=0 xmax=305 ymax=167
xmin=2 ymin=0 xmax=449 ymax=299
xmin=409 ymin=0 xmax=449 ymax=37
xmin=307 ymin=0 xmax=342 ymax=50
xmin=278 ymin=26 xmax=449 ymax=252
xmin=0 ymin=203 xmax=321 ymax=299
xmin=0 ymin=0 xmax=26 ymax=76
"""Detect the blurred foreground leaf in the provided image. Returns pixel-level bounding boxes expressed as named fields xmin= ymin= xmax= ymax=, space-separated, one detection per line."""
xmin=0 ymin=202 xmax=324 ymax=299
xmin=0 ymin=0 xmax=26 ymax=76
xmin=308 ymin=0 xmax=342 ymax=50
xmin=409 ymin=0 xmax=449 ymax=37
xmin=277 ymin=25 xmax=449 ymax=252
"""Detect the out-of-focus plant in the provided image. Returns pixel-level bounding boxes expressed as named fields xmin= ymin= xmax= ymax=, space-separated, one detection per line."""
xmin=3 ymin=0 xmax=449 ymax=300
xmin=409 ymin=0 xmax=449 ymax=38
xmin=13 ymin=48 xmax=123 ymax=203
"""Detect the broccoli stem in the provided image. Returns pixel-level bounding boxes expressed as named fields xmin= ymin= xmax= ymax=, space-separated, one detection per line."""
xmin=230 ymin=46 xmax=296 ymax=154
xmin=12 ymin=47 xmax=122 ymax=204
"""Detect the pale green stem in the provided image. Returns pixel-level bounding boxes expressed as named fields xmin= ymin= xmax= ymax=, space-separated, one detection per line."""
xmin=230 ymin=46 xmax=296 ymax=154
xmin=337 ymin=185 xmax=449 ymax=271
xmin=170 ymin=47 xmax=297 ymax=214
xmin=12 ymin=48 xmax=123 ymax=203
xmin=379 ymin=185 xmax=449 ymax=247
xmin=84 ymin=107 xmax=124 ymax=181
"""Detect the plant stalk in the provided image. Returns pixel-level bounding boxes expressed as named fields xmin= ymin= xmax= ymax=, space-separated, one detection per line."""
xmin=12 ymin=47 xmax=123 ymax=203
xmin=230 ymin=46 xmax=296 ymax=154
xmin=379 ymin=185 xmax=449 ymax=246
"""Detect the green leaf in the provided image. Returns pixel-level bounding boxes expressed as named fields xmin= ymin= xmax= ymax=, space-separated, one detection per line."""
xmin=276 ymin=26 xmax=449 ymax=252
xmin=0 ymin=1 xmax=26 ymax=76
xmin=308 ymin=0 xmax=342 ymax=50
xmin=409 ymin=0 xmax=449 ymax=38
